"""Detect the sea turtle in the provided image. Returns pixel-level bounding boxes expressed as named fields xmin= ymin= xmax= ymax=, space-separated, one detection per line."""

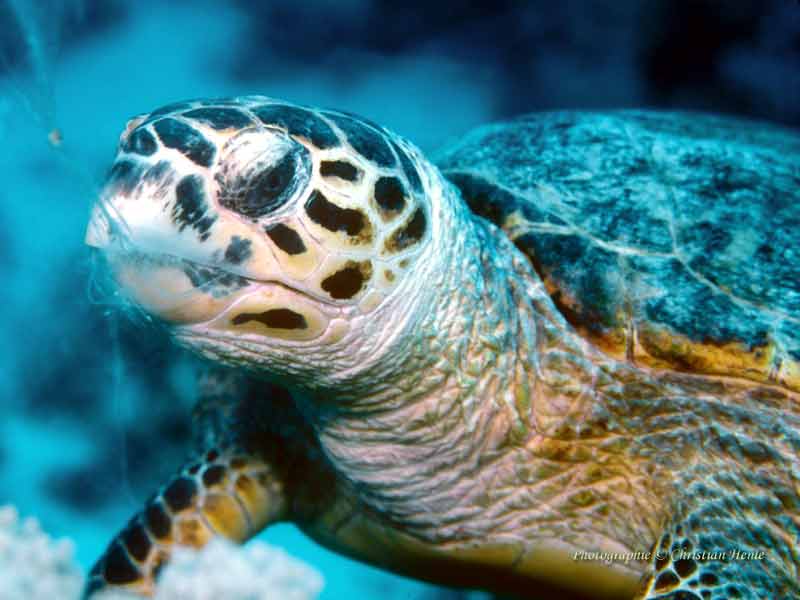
xmin=83 ymin=97 xmax=800 ymax=600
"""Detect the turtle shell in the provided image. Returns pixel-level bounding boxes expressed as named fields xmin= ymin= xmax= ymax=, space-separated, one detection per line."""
xmin=436 ymin=111 xmax=800 ymax=392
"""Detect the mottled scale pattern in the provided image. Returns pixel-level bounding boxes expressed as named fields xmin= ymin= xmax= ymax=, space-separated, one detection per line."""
xmin=323 ymin=111 xmax=397 ymax=168
xmin=123 ymin=127 xmax=157 ymax=156
xmin=153 ymin=118 xmax=216 ymax=167
xmin=264 ymin=223 xmax=306 ymax=255
xmin=106 ymin=160 xmax=144 ymax=195
xmin=436 ymin=111 xmax=800 ymax=391
xmin=107 ymin=96 xmax=430 ymax=308
xmin=252 ymin=104 xmax=339 ymax=149
xmin=182 ymin=107 xmax=254 ymax=130
xmin=172 ymin=175 xmax=216 ymax=240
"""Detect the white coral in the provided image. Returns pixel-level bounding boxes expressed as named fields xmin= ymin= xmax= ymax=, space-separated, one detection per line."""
xmin=1 ymin=505 xmax=323 ymax=600
xmin=152 ymin=539 xmax=324 ymax=600
xmin=0 ymin=505 xmax=84 ymax=600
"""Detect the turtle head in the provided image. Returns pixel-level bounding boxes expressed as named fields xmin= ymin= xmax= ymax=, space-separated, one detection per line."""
xmin=87 ymin=97 xmax=439 ymax=384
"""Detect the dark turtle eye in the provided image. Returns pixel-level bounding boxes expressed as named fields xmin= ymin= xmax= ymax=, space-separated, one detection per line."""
xmin=262 ymin=168 xmax=288 ymax=192
xmin=241 ymin=153 xmax=296 ymax=215
xmin=218 ymin=141 xmax=311 ymax=219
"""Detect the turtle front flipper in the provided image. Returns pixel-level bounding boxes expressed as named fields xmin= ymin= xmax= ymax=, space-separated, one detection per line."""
xmin=83 ymin=369 xmax=312 ymax=598
xmin=84 ymin=446 xmax=287 ymax=598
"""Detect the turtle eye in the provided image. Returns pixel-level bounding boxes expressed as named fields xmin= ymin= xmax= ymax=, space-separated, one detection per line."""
xmin=217 ymin=133 xmax=311 ymax=220
xmin=239 ymin=152 xmax=297 ymax=216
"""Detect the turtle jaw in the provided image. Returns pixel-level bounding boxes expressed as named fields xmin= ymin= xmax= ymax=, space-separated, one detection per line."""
xmin=92 ymin=241 xmax=336 ymax=343
xmin=179 ymin=276 xmax=336 ymax=344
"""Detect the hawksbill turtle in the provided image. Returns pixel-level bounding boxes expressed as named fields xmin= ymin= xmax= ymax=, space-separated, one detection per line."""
xmin=83 ymin=97 xmax=800 ymax=600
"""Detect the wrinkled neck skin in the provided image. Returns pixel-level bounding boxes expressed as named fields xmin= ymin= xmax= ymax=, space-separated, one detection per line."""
xmin=303 ymin=166 xmax=800 ymax=582
xmin=303 ymin=167 xmax=665 ymax=569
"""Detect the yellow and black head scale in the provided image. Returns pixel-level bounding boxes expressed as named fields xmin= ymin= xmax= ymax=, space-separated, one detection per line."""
xmin=87 ymin=97 xmax=434 ymax=354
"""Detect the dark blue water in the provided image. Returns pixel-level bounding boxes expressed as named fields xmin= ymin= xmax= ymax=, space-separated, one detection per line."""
xmin=0 ymin=1 xmax=796 ymax=598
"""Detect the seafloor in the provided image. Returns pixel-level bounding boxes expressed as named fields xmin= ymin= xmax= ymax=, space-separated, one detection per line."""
xmin=0 ymin=1 xmax=797 ymax=598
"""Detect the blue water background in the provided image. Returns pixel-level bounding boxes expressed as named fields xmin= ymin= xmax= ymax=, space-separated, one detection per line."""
xmin=0 ymin=1 xmax=796 ymax=598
